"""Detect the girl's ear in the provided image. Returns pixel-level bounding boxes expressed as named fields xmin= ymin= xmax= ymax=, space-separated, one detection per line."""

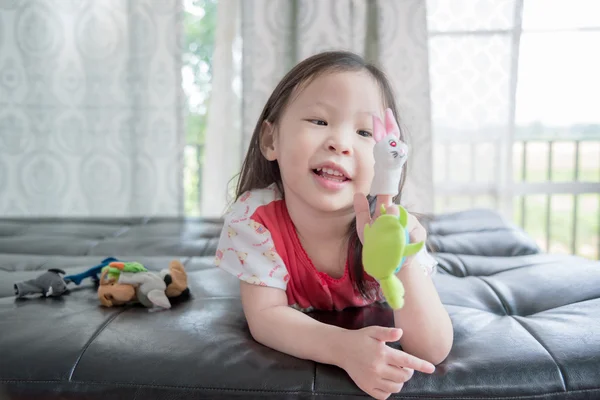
xmin=372 ymin=115 xmax=385 ymax=142
xmin=384 ymin=108 xmax=400 ymax=138
xmin=260 ymin=120 xmax=278 ymax=161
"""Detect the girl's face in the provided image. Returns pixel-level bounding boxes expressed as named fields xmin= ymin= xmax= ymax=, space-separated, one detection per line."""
xmin=263 ymin=70 xmax=385 ymax=214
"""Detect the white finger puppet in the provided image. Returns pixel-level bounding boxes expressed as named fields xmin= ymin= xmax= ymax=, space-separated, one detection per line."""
xmin=368 ymin=109 xmax=439 ymax=277
xmin=369 ymin=109 xmax=409 ymax=197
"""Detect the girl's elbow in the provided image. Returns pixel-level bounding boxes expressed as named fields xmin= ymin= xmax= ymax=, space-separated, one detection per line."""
xmin=411 ymin=324 xmax=454 ymax=365
xmin=403 ymin=334 xmax=452 ymax=365
xmin=246 ymin=316 xmax=268 ymax=345
xmin=428 ymin=324 xmax=454 ymax=365
xmin=428 ymin=335 xmax=453 ymax=365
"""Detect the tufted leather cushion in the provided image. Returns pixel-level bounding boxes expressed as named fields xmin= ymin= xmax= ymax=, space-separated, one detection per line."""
xmin=0 ymin=210 xmax=599 ymax=399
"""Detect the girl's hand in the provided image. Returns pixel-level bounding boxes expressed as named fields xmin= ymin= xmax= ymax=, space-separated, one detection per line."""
xmin=353 ymin=193 xmax=427 ymax=245
xmin=354 ymin=193 xmax=397 ymax=244
xmin=338 ymin=326 xmax=435 ymax=399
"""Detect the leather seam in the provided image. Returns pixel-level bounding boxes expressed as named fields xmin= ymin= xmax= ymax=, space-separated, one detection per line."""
xmin=312 ymin=362 xmax=316 ymax=393
xmin=0 ymin=379 xmax=598 ymax=398
xmin=84 ymin=240 xmax=101 ymax=255
xmin=476 ymin=276 xmax=512 ymax=316
xmin=111 ymin=225 xmax=132 ymax=238
xmin=441 ymin=303 xmax=498 ymax=314
xmin=511 ymin=316 xmax=568 ymax=392
xmin=529 ymin=297 xmax=600 ymax=316
xmin=484 ymin=261 xmax=558 ymax=277
xmin=201 ymin=238 xmax=214 ymax=256
xmin=454 ymin=254 xmax=468 ymax=277
xmin=431 ymin=226 xmax=515 ymax=237
xmin=67 ymin=307 xmax=129 ymax=381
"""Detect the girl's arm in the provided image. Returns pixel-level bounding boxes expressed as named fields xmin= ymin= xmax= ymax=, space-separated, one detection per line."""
xmin=240 ymin=282 xmax=347 ymax=365
xmin=373 ymin=194 xmax=453 ymax=365
xmin=218 ymin=198 xmax=350 ymax=364
xmin=240 ymin=281 xmax=436 ymax=399
xmin=393 ymin=262 xmax=453 ymax=365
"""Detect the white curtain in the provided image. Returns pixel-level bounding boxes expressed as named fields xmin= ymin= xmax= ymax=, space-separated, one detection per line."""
xmin=0 ymin=0 xmax=184 ymax=217
xmin=221 ymin=0 xmax=434 ymax=216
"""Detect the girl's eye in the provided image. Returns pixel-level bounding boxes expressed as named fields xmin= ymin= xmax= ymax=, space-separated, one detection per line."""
xmin=357 ymin=130 xmax=372 ymax=138
xmin=308 ymin=119 xmax=327 ymax=126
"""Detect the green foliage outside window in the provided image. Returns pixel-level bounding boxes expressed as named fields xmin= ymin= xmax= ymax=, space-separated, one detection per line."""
xmin=182 ymin=0 xmax=218 ymax=216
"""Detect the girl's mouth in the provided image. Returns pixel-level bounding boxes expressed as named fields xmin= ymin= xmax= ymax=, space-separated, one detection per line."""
xmin=312 ymin=167 xmax=350 ymax=182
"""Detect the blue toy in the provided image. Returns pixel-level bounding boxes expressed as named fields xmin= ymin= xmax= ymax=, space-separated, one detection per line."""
xmin=63 ymin=257 xmax=119 ymax=285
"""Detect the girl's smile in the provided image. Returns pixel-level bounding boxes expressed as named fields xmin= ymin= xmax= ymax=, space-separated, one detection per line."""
xmin=311 ymin=161 xmax=352 ymax=191
xmin=312 ymin=169 xmax=350 ymax=191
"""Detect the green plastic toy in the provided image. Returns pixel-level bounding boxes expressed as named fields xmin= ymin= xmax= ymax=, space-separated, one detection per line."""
xmin=102 ymin=261 xmax=148 ymax=281
xmin=362 ymin=204 xmax=425 ymax=309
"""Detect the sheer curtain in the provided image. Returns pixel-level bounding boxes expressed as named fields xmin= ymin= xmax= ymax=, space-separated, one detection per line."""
xmin=201 ymin=0 xmax=434 ymax=217
xmin=0 ymin=0 xmax=184 ymax=217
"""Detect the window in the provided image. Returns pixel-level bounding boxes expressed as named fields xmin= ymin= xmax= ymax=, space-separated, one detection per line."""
xmin=514 ymin=0 xmax=600 ymax=258
xmin=427 ymin=0 xmax=600 ymax=258
xmin=181 ymin=0 xmax=218 ymax=216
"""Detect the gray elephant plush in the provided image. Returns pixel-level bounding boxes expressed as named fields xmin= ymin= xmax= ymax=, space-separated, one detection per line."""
xmin=14 ymin=269 xmax=68 ymax=298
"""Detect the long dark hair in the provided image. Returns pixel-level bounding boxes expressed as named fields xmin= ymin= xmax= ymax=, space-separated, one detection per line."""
xmin=234 ymin=51 xmax=408 ymax=300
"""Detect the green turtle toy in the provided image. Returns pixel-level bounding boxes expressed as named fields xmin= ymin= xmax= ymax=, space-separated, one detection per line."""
xmin=362 ymin=204 xmax=425 ymax=309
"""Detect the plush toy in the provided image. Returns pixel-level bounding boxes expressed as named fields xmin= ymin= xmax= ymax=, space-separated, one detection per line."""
xmin=160 ymin=260 xmax=190 ymax=299
xmin=13 ymin=257 xmax=190 ymax=311
xmin=97 ymin=267 xmax=137 ymax=307
xmin=98 ymin=259 xmax=190 ymax=311
xmin=14 ymin=269 xmax=69 ymax=298
xmin=362 ymin=205 xmax=424 ymax=309
xmin=15 ymin=258 xmax=120 ymax=299
xmin=63 ymin=257 xmax=119 ymax=285
xmin=102 ymin=261 xmax=166 ymax=311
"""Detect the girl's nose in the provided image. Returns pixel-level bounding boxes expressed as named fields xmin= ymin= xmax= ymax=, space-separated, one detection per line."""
xmin=328 ymin=142 xmax=351 ymax=155
xmin=326 ymin=131 xmax=352 ymax=155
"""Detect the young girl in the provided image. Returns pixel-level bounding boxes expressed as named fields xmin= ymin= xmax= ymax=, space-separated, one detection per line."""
xmin=215 ymin=51 xmax=453 ymax=399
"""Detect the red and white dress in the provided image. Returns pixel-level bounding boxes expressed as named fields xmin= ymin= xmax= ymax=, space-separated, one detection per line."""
xmin=214 ymin=184 xmax=437 ymax=312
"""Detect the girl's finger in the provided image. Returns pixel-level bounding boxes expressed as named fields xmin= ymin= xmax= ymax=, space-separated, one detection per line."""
xmin=381 ymin=365 xmax=413 ymax=383
xmin=385 ymin=204 xmax=399 ymax=216
xmin=407 ymin=214 xmax=427 ymax=243
xmin=376 ymin=379 xmax=404 ymax=395
xmin=374 ymin=194 xmax=393 ymax=219
xmin=353 ymin=193 xmax=372 ymax=243
xmin=389 ymin=349 xmax=435 ymax=374
xmin=371 ymin=388 xmax=392 ymax=400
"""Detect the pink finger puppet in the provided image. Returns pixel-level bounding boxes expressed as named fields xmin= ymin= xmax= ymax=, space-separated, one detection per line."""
xmin=370 ymin=108 xmax=408 ymax=205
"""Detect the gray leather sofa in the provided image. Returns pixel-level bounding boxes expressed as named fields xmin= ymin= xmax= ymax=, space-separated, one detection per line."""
xmin=1 ymin=209 xmax=599 ymax=399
